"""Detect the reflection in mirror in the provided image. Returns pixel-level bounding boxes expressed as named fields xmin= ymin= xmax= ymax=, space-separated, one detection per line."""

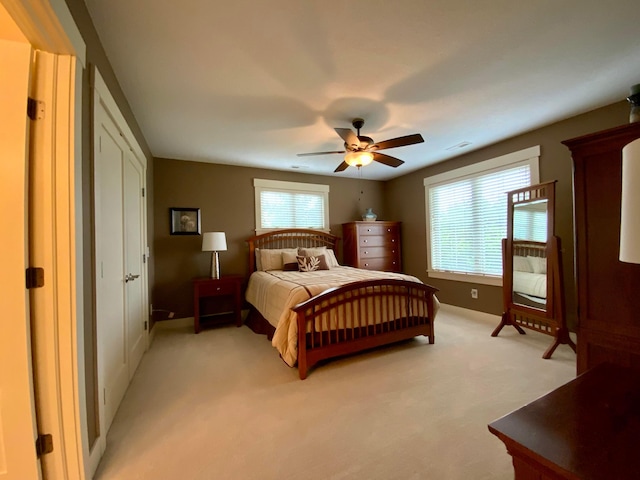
xmin=512 ymin=199 xmax=548 ymax=311
xmin=513 ymin=200 xmax=547 ymax=242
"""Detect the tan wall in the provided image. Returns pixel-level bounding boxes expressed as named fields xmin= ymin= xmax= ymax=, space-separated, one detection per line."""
xmin=386 ymin=101 xmax=630 ymax=329
xmin=152 ymin=161 xmax=386 ymax=319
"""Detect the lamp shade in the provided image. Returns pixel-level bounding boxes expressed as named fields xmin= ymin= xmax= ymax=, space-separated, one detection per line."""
xmin=202 ymin=232 xmax=227 ymax=252
xmin=344 ymin=151 xmax=374 ymax=167
xmin=620 ymin=138 xmax=640 ymax=263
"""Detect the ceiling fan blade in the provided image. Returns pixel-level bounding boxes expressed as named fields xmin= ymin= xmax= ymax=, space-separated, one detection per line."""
xmin=334 ymin=161 xmax=349 ymax=172
xmin=370 ymin=133 xmax=424 ymax=151
xmin=297 ymin=150 xmax=345 ymax=157
xmin=334 ymin=128 xmax=360 ymax=149
xmin=373 ymin=152 xmax=405 ymax=168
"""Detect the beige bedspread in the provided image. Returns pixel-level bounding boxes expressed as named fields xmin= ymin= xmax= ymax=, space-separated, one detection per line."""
xmin=245 ymin=266 xmax=437 ymax=366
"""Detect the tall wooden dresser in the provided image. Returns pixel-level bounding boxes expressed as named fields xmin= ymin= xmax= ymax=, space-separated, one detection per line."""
xmin=342 ymin=221 xmax=402 ymax=272
xmin=563 ymin=122 xmax=640 ymax=374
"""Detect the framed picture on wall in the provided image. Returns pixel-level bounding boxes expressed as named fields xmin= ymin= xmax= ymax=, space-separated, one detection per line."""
xmin=170 ymin=207 xmax=201 ymax=235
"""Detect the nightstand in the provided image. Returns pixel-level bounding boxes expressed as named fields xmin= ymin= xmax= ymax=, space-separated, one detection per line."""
xmin=193 ymin=275 xmax=243 ymax=333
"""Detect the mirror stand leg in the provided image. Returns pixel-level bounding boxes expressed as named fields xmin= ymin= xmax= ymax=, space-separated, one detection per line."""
xmin=492 ymin=312 xmax=527 ymax=337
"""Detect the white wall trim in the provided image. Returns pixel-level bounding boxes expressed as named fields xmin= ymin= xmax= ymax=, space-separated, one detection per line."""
xmin=29 ymin=50 xmax=85 ymax=480
xmin=0 ymin=0 xmax=85 ymax=64
xmin=92 ymin=67 xmax=146 ymax=167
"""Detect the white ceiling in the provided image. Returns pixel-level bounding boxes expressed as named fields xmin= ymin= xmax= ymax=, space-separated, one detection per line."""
xmin=83 ymin=0 xmax=640 ymax=181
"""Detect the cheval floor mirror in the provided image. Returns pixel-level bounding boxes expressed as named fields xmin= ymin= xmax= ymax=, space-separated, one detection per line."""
xmin=491 ymin=181 xmax=576 ymax=358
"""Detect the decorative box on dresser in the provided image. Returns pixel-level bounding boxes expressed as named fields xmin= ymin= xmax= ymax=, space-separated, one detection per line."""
xmin=563 ymin=122 xmax=640 ymax=374
xmin=342 ymin=221 xmax=402 ymax=272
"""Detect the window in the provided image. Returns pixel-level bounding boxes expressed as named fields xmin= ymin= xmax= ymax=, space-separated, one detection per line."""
xmin=424 ymin=146 xmax=540 ymax=285
xmin=254 ymin=179 xmax=329 ymax=234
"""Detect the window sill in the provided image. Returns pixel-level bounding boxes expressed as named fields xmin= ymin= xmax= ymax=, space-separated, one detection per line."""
xmin=427 ymin=270 xmax=503 ymax=287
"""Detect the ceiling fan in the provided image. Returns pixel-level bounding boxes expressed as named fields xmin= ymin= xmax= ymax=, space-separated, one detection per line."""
xmin=297 ymin=118 xmax=424 ymax=173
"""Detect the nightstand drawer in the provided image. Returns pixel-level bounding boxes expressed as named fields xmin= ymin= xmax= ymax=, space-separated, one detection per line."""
xmin=197 ymin=281 xmax=236 ymax=297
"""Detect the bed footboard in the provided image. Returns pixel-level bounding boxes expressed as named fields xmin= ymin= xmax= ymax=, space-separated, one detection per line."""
xmin=293 ymin=279 xmax=438 ymax=379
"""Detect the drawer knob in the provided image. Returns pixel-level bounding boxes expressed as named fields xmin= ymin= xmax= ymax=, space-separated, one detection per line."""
xmin=367 ymin=228 xmax=371 ymax=232
xmin=364 ymin=251 xmax=368 ymax=254
xmin=216 ymin=287 xmax=221 ymax=291
xmin=363 ymin=239 xmax=368 ymax=243
xmin=391 ymin=239 xmax=395 ymax=242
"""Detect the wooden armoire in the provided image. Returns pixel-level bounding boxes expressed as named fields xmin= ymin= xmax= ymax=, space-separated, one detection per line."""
xmin=563 ymin=122 xmax=640 ymax=374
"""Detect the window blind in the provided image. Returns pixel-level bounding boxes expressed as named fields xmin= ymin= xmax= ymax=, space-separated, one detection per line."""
xmin=429 ymin=164 xmax=532 ymax=277
xmin=259 ymin=190 xmax=325 ymax=229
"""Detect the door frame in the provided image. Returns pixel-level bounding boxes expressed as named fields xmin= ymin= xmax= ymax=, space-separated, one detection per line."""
xmin=0 ymin=0 xmax=90 ymax=478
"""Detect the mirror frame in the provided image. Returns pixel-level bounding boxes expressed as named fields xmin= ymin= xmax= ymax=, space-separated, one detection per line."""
xmin=492 ymin=181 xmax=576 ymax=359
xmin=505 ymin=183 xmax=555 ymax=318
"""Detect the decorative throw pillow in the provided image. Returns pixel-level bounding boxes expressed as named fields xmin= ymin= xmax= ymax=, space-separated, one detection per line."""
xmin=282 ymin=250 xmax=299 ymax=271
xmin=299 ymin=246 xmax=339 ymax=268
xmin=296 ymin=254 xmax=329 ymax=272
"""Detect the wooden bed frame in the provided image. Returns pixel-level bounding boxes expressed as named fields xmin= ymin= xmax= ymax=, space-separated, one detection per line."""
xmin=246 ymin=229 xmax=439 ymax=379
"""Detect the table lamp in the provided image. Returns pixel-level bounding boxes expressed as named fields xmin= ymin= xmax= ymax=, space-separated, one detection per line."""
xmin=202 ymin=232 xmax=227 ymax=279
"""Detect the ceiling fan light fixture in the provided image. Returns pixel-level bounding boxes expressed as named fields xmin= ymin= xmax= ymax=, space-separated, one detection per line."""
xmin=344 ymin=151 xmax=374 ymax=168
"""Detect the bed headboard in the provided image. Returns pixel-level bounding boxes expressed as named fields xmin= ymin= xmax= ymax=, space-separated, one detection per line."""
xmin=513 ymin=240 xmax=546 ymax=258
xmin=246 ymin=229 xmax=339 ymax=273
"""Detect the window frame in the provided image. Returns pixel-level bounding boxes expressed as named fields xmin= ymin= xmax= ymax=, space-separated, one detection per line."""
xmin=423 ymin=146 xmax=540 ymax=286
xmin=253 ymin=178 xmax=330 ymax=235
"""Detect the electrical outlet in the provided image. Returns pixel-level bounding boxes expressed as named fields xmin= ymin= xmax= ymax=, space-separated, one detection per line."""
xmin=471 ymin=288 xmax=478 ymax=299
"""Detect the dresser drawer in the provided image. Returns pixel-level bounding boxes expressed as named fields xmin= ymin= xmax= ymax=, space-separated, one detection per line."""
xmin=356 ymin=224 xmax=399 ymax=237
xmin=360 ymin=257 xmax=401 ymax=271
xmin=358 ymin=235 xmax=399 ymax=248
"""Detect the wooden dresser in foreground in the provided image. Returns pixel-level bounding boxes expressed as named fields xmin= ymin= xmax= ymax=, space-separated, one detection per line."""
xmin=489 ymin=363 xmax=640 ymax=480
xmin=563 ymin=122 xmax=640 ymax=374
xmin=342 ymin=221 xmax=402 ymax=272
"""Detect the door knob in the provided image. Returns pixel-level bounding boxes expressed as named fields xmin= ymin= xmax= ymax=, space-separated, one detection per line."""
xmin=125 ymin=273 xmax=140 ymax=282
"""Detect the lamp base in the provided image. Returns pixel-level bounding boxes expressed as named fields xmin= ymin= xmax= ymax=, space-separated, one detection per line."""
xmin=210 ymin=251 xmax=220 ymax=279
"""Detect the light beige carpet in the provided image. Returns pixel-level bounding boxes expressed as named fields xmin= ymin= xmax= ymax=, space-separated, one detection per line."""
xmin=93 ymin=304 xmax=576 ymax=480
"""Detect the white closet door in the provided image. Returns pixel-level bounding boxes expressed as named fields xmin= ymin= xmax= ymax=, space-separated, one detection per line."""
xmin=124 ymin=151 xmax=146 ymax=377
xmin=95 ymin=109 xmax=129 ymax=433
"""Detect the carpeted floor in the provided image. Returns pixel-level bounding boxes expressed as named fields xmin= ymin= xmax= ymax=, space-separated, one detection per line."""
xmin=93 ymin=304 xmax=576 ymax=480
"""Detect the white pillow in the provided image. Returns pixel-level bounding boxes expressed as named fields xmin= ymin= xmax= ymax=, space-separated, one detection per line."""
xmin=259 ymin=248 xmax=298 ymax=271
xmin=527 ymin=256 xmax=547 ymax=274
xmin=324 ymin=249 xmax=340 ymax=268
xmin=255 ymin=248 xmax=262 ymax=271
xmin=513 ymin=255 xmax=533 ymax=273
xmin=299 ymin=246 xmax=340 ymax=268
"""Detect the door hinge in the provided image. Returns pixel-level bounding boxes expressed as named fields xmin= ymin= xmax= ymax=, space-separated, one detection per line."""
xmin=144 ymin=320 xmax=148 ymax=331
xmin=26 ymin=267 xmax=45 ymax=289
xmin=142 ymin=187 xmax=145 ymax=197
xmin=27 ymin=97 xmax=45 ymax=120
xmin=143 ymin=253 xmax=146 ymax=264
xmin=35 ymin=434 xmax=53 ymax=458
